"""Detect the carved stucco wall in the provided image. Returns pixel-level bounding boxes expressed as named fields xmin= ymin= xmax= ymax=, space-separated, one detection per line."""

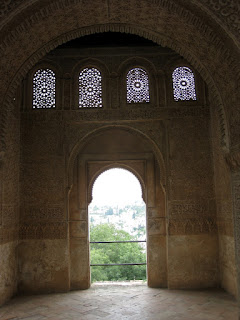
xmin=0 ymin=0 xmax=239 ymax=49
xmin=0 ymin=102 xmax=19 ymax=305
xmin=211 ymin=100 xmax=237 ymax=296
xmin=167 ymin=112 xmax=219 ymax=288
xmin=0 ymin=0 xmax=239 ymax=153
xmin=0 ymin=0 xmax=239 ymax=310
xmin=18 ymin=109 xmax=69 ymax=293
xmin=15 ymin=44 xmax=224 ymax=295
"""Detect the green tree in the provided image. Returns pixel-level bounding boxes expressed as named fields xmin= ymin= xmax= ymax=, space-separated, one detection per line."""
xmin=90 ymin=223 xmax=146 ymax=282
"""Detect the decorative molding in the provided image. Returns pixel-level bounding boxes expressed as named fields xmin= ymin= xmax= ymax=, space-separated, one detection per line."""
xmin=168 ymin=218 xmax=217 ymax=235
xmin=20 ymin=106 xmax=210 ymax=122
xmin=198 ymin=0 xmax=240 ymax=43
xmin=21 ymin=206 xmax=64 ymax=221
xmin=0 ymin=0 xmax=24 ymax=21
xmin=19 ymin=222 xmax=68 ymax=239
xmin=0 ymin=0 xmax=239 ymax=46
xmin=169 ymin=201 xmax=210 ymax=218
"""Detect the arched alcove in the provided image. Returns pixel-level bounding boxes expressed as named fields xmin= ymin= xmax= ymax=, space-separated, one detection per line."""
xmin=68 ymin=126 xmax=167 ymax=289
xmin=0 ymin=4 xmax=238 ymax=311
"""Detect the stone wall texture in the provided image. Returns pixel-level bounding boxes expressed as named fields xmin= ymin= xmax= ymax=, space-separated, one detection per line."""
xmin=0 ymin=0 xmax=239 ymax=315
xmin=0 ymin=242 xmax=18 ymax=306
xmin=18 ymin=240 xmax=69 ymax=294
xmin=211 ymin=102 xmax=237 ymax=296
xmin=0 ymin=105 xmax=20 ymax=305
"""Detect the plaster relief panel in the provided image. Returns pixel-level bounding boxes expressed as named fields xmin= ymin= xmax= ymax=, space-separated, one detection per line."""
xmin=21 ymin=206 xmax=64 ymax=222
xmin=21 ymin=159 xmax=65 ymax=205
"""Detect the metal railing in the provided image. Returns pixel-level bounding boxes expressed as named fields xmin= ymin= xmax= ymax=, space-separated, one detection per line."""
xmin=90 ymin=240 xmax=146 ymax=267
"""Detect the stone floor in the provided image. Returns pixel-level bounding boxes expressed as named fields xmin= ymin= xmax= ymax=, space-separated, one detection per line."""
xmin=0 ymin=282 xmax=237 ymax=320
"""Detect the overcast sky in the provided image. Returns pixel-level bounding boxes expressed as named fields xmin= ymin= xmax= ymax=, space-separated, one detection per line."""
xmin=90 ymin=168 xmax=144 ymax=206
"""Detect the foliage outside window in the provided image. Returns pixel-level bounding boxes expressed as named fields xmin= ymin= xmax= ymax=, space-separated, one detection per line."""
xmin=90 ymin=223 xmax=146 ymax=282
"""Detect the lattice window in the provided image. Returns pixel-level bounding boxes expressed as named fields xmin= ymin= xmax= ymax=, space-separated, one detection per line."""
xmin=79 ymin=68 xmax=103 ymax=108
xmin=172 ymin=67 xmax=197 ymax=101
xmin=33 ymin=69 xmax=56 ymax=108
xmin=127 ymin=68 xmax=150 ymax=103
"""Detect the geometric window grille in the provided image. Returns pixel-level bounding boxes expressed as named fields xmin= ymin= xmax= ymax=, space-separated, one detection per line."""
xmin=172 ymin=66 xmax=197 ymax=101
xmin=126 ymin=68 xmax=150 ymax=103
xmin=32 ymin=69 xmax=56 ymax=108
xmin=79 ymin=68 xmax=103 ymax=108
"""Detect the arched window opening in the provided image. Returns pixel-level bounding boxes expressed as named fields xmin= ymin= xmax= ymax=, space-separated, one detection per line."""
xmin=32 ymin=69 xmax=56 ymax=108
xmin=79 ymin=67 xmax=103 ymax=108
xmin=89 ymin=168 xmax=146 ymax=283
xmin=126 ymin=67 xmax=150 ymax=103
xmin=172 ymin=66 xmax=197 ymax=101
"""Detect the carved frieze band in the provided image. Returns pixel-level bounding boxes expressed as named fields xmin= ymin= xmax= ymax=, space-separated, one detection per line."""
xmin=168 ymin=218 xmax=217 ymax=235
xmin=19 ymin=222 xmax=68 ymax=239
xmin=199 ymin=0 xmax=240 ymax=40
xmin=0 ymin=0 xmax=239 ymax=47
xmin=21 ymin=107 xmax=209 ymax=123
xmin=21 ymin=206 xmax=65 ymax=221
xmin=168 ymin=200 xmax=214 ymax=218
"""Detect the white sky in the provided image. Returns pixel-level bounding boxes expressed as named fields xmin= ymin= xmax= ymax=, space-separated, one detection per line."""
xmin=91 ymin=168 xmax=143 ymax=206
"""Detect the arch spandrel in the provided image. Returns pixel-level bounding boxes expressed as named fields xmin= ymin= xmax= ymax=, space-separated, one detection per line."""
xmin=67 ymin=125 xmax=167 ymax=190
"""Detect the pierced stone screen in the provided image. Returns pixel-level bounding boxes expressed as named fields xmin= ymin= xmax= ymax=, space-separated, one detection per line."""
xmin=79 ymin=68 xmax=103 ymax=108
xmin=172 ymin=66 xmax=197 ymax=101
xmin=33 ymin=69 xmax=56 ymax=108
xmin=127 ymin=68 xmax=150 ymax=103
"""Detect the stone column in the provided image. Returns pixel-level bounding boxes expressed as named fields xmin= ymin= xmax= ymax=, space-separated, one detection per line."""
xmin=69 ymin=157 xmax=90 ymax=289
xmin=146 ymin=158 xmax=167 ymax=287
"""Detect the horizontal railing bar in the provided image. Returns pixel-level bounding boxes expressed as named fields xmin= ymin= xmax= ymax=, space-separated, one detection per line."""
xmin=91 ymin=263 xmax=146 ymax=266
xmin=90 ymin=240 xmax=146 ymax=244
